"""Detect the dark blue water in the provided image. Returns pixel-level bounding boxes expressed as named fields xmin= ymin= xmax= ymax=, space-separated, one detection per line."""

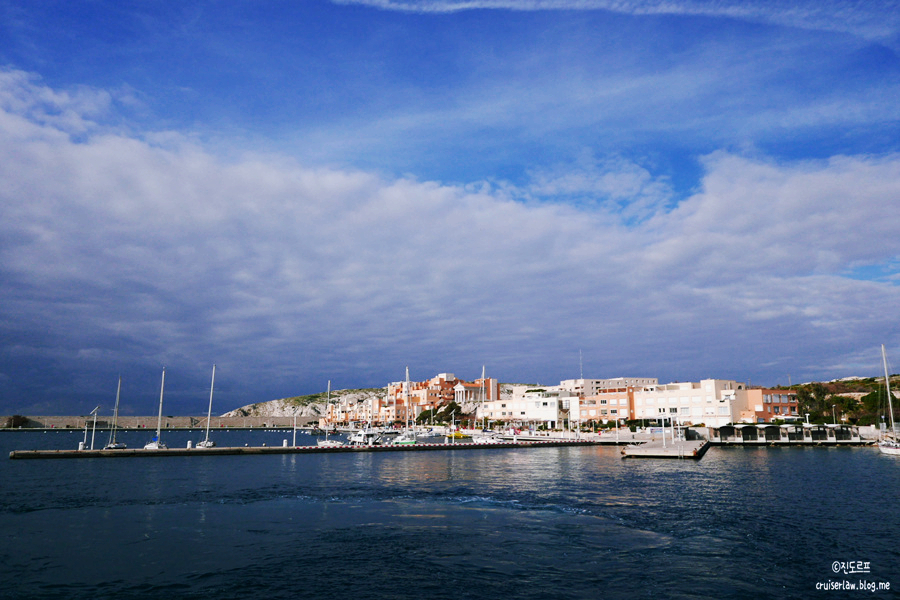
xmin=1 ymin=430 xmax=898 ymax=599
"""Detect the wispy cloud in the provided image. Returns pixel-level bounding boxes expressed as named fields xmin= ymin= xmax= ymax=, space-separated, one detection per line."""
xmin=333 ymin=0 xmax=900 ymax=43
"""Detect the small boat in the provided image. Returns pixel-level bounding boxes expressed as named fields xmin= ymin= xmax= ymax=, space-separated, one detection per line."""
xmin=196 ymin=365 xmax=217 ymax=448
xmin=878 ymin=345 xmax=900 ymax=456
xmin=317 ymin=438 xmax=346 ymax=448
xmin=472 ymin=430 xmax=500 ymax=444
xmin=348 ymin=427 xmax=384 ymax=446
xmin=144 ymin=368 xmax=169 ymax=450
xmin=388 ymin=430 xmax=418 ymax=445
xmin=317 ymin=380 xmax=345 ymax=447
xmin=104 ymin=376 xmax=127 ymax=450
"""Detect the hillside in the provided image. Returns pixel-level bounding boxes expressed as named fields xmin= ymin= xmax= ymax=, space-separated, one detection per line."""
xmin=222 ymin=388 xmax=384 ymax=418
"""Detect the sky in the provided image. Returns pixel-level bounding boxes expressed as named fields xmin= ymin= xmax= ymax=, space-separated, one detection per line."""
xmin=1 ymin=0 xmax=899 ymax=416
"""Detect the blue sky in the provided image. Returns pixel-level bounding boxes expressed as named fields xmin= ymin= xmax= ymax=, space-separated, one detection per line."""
xmin=1 ymin=0 xmax=899 ymax=416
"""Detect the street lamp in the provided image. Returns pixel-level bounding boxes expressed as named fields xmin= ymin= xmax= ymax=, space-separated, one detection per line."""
xmin=832 ymin=404 xmax=836 ymax=425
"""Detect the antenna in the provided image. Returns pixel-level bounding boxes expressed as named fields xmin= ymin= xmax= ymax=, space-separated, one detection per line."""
xmin=580 ymin=350 xmax=583 ymax=380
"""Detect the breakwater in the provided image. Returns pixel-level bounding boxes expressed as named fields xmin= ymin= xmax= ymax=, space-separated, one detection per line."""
xmin=9 ymin=439 xmax=596 ymax=460
xmin=3 ymin=415 xmax=318 ymax=430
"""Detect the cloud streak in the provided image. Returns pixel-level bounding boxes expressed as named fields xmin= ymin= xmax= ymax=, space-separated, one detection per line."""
xmin=333 ymin=0 xmax=900 ymax=43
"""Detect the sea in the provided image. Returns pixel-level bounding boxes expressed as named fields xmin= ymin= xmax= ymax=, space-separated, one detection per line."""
xmin=1 ymin=429 xmax=898 ymax=600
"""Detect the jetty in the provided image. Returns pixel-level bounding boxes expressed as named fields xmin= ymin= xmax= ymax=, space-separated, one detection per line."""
xmin=621 ymin=439 xmax=709 ymax=459
xmin=8 ymin=439 xmax=598 ymax=460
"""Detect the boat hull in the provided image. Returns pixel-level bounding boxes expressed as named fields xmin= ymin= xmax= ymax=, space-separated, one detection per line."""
xmin=878 ymin=441 xmax=900 ymax=455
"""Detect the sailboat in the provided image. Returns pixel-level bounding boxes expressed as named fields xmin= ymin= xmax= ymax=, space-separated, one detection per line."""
xmin=196 ymin=365 xmax=217 ymax=448
xmin=317 ymin=380 xmax=345 ymax=447
xmin=104 ymin=376 xmax=127 ymax=449
xmin=390 ymin=367 xmax=418 ymax=445
xmin=473 ymin=366 xmax=499 ymax=444
xmin=878 ymin=345 xmax=900 ymax=456
xmin=144 ymin=368 xmax=169 ymax=450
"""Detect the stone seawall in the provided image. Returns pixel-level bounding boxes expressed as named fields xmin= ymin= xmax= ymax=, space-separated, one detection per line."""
xmin=2 ymin=415 xmax=319 ymax=430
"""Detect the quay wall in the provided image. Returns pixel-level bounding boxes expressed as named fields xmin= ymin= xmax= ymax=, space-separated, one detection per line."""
xmin=2 ymin=415 xmax=318 ymax=430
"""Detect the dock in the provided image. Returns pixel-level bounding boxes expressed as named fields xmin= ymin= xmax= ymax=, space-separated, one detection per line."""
xmin=621 ymin=439 xmax=709 ymax=459
xmin=9 ymin=439 xmax=598 ymax=459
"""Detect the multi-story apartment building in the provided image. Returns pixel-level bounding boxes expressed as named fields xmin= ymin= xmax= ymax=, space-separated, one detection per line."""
xmin=478 ymin=387 xmax=575 ymax=429
xmin=356 ymin=372 xmax=500 ymax=425
xmin=559 ymin=377 xmax=658 ymax=397
xmin=632 ymin=379 xmax=745 ymax=427
xmin=575 ymin=387 xmax=635 ymax=424
xmin=736 ymin=388 xmax=800 ymax=423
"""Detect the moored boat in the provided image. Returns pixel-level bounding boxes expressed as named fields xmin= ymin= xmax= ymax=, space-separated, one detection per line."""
xmin=878 ymin=344 xmax=899 ymax=456
xmin=144 ymin=368 xmax=169 ymax=450
xmin=317 ymin=380 xmax=346 ymax=447
xmin=196 ymin=365 xmax=217 ymax=448
xmin=104 ymin=376 xmax=127 ymax=450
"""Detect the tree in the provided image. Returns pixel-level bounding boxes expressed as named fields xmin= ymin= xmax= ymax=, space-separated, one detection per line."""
xmin=5 ymin=415 xmax=28 ymax=428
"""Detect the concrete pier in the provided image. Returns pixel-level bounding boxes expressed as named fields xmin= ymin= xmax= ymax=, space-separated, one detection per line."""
xmin=9 ymin=439 xmax=597 ymax=459
xmin=621 ymin=439 xmax=709 ymax=459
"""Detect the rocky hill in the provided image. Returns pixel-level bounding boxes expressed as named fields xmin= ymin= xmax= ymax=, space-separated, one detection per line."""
xmin=222 ymin=388 xmax=385 ymax=418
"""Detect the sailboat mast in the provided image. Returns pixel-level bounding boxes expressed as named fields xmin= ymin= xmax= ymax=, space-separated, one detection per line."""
xmin=883 ymin=345 xmax=896 ymax=434
xmin=405 ymin=367 xmax=411 ymax=430
xmin=204 ymin=364 xmax=216 ymax=444
xmin=481 ymin=365 xmax=486 ymax=430
xmin=108 ymin=375 xmax=121 ymax=446
xmin=155 ymin=368 xmax=166 ymax=440
xmin=324 ymin=380 xmax=331 ymax=441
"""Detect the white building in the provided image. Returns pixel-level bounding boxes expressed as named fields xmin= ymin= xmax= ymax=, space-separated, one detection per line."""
xmin=479 ymin=386 xmax=575 ymax=428
xmin=632 ymin=379 xmax=745 ymax=428
xmin=559 ymin=377 xmax=658 ymax=397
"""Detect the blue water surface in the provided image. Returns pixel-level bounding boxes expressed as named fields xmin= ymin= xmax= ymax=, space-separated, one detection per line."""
xmin=1 ymin=430 xmax=898 ymax=599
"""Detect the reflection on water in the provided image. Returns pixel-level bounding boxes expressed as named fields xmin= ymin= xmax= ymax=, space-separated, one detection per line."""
xmin=1 ymin=434 xmax=899 ymax=599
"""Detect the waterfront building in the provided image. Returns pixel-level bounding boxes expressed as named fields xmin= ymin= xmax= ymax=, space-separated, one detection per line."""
xmin=453 ymin=378 xmax=499 ymax=405
xmin=479 ymin=387 xmax=575 ymax=429
xmin=576 ymin=387 xmax=635 ymax=425
xmin=735 ymin=388 xmax=800 ymax=423
xmin=632 ymin=379 xmax=745 ymax=428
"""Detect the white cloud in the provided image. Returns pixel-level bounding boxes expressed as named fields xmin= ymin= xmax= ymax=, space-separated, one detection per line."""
xmin=639 ymin=152 xmax=900 ymax=282
xmin=1 ymin=70 xmax=899 ymax=412
xmin=526 ymin=153 xmax=673 ymax=222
